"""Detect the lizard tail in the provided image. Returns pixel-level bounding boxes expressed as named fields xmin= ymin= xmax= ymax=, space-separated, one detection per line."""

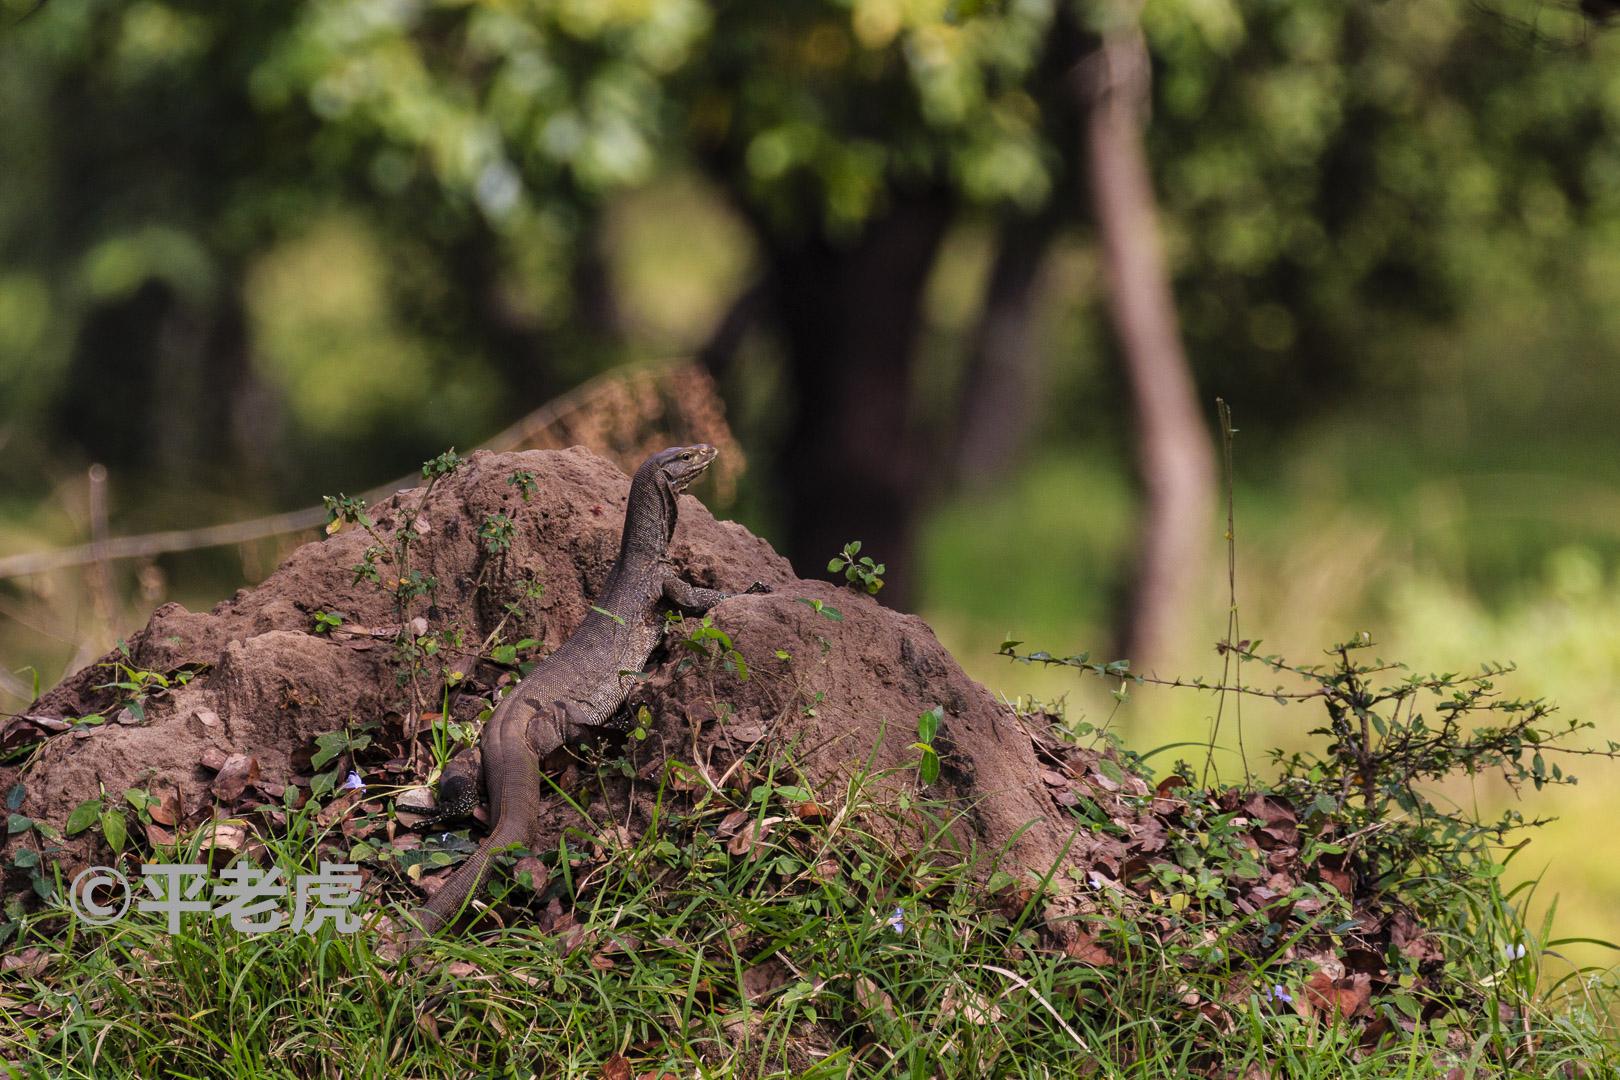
xmin=413 ymin=816 xmax=528 ymax=935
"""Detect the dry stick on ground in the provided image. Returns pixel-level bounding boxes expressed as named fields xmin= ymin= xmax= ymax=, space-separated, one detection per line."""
xmin=1076 ymin=10 xmax=1215 ymax=669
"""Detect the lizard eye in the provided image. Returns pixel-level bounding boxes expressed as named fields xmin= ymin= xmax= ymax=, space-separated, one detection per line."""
xmin=680 ymin=451 xmax=691 ymax=461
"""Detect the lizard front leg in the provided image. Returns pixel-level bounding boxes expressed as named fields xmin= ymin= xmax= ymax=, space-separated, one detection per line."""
xmin=410 ymin=746 xmax=483 ymax=832
xmin=662 ymin=576 xmax=771 ymax=614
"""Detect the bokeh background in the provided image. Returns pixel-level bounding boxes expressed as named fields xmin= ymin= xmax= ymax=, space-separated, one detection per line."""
xmin=4 ymin=0 xmax=1620 ymax=962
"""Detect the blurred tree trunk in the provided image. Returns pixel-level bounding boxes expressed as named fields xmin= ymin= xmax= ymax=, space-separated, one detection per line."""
xmin=452 ymin=217 xmax=624 ymax=410
xmin=54 ymin=279 xmax=272 ymax=487
xmin=951 ymin=213 xmax=1054 ymax=489
xmin=761 ymin=193 xmax=955 ymax=608
xmin=1079 ymin=20 xmax=1214 ymax=667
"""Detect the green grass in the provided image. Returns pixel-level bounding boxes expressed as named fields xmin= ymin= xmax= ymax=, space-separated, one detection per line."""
xmin=4 ymin=746 xmax=1618 ymax=1079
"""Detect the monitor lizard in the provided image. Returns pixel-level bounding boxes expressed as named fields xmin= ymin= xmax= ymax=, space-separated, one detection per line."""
xmin=409 ymin=444 xmax=766 ymax=937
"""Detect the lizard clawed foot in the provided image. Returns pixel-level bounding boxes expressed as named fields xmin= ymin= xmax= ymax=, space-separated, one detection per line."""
xmin=743 ymin=581 xmax=772 ymax=595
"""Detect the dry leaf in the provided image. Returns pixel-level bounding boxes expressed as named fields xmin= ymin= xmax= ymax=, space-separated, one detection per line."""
xmin=1 ymin=948 xmax=48 ymax=978
xmin=742 ymin=956 xmax=791 ymax=1002
xmin=148 ymin=789 xmax=180 ymax=826
xmin=1063 ymin=931 xmax=1115 ymax=967
xmin=716 ymin=809 xmax=750 ymax=838
xmin=197 ymin=821 xmax=248 ymax=853
xmin=726 ymin=819 xmax=774 ymax=860
xmin=559 ymin=924 xmax=592 ymax=956
xmin=940 ymin=983 xmax=1003 ymax=1025
xmin=1303 ymin=968 xmax=1372 ymax=1019
xmin=853 ymin=975 xmax=895 ymax=1019
xmin=513 ymin=856 xmax=548 ymax=890
xmin=210 ymin=754 xmax=259 ymax=801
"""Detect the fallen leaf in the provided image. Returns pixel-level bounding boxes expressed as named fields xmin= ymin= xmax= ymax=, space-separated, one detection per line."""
xmin=742 ymin=956 xmax=790 ymax=1002
xmin=210 ymin=754 xmax=260 ymax=802
xmin=1303 ymin=968 xmax=1372 ymax=1020
xmin=1 ymin=948 xmax=48 ymax=978
xmin=1063 ymin=931 xmax=1116 ymax=967
xmin=1317 ymin=863 xmax=1354 ymax=897
xmin=853 ymin=975 xmax=895 ymax=1019
xmin=716 ymin=809 xmax=750 ymax=838
xmin=196 ymin=821 xmax=248 ymax=854
xmin=940 ymin=983 xmax=1002 ymax=1025
xmin=559 ymin=924 xmax=592 ymax=956
xmin=148 ymin=789 xmax=180 ymax=826
xmin=726 ymin=819 xmax=774 ymax=860
xmin=513 ymin=856 xmax=548 ymax=890
xmin=600 ymin=1055 xmax=631 ymax=1080
xmin=594 ymin=825 xmax=633 ymax=856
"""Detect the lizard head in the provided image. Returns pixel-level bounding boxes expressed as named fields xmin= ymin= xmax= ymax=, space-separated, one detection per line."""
xmin=653 ymin=444 xmax=718 ymax=494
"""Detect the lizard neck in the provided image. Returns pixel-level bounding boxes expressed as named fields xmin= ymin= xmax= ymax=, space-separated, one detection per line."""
xmin=614 ymin=456 xmax=677 ymax=575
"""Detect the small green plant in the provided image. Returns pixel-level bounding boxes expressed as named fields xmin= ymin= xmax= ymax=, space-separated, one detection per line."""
xmin=63 ymin=789 xmax=127 ymax=854
xmin=507 ymin=469 xmax=537 ymax=501
xmin=312 ymin=610 xmax=345 ymax=634
xmin=828 ymin=540 xmax=885 ymax=595
xmin=488 ymin=637 xmax=539 ymax=667
xmin=913 ymin=705 xmax=942 ymax=786
xmin=674 ymin=614 xmax=749 ymax=682
xmin=309 ymin=724 xmax=374 ymax=798
xmin=479 ymin=512 xmax=516 ymax=553
xmin=92 ymin=644 xmax=200 ymax=723
xmin=1000 ymin=633 xmax=1619 ymax=934
xmin=4 ymin=782 xmax=60 ymax=909
xmin=796 ymin=597 xmax=844 ymax=621
xmin=421 ymin=448 xmax=464 ymax=480
xmin=321 ymin=493 xmax=372 ymax=535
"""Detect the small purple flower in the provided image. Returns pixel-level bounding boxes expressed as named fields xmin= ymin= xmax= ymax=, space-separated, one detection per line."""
xmin=342 ymin=770 xmax=364 ymax=791
xmin=1505 ymin=943 xmax=1527 ymax=961
xmin=1269 ymin=984 xmax=1293 ymax=1005
xmin=886 ymin=906 xmax=905 ymax=934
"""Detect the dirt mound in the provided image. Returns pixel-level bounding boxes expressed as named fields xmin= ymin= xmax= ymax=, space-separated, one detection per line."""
xmin=2 ymin=447 xmax=1087 ymax=908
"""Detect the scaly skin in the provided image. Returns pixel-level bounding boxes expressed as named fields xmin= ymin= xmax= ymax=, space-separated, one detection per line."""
xmin=412 ymin=445 xmax=764 ymax=935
